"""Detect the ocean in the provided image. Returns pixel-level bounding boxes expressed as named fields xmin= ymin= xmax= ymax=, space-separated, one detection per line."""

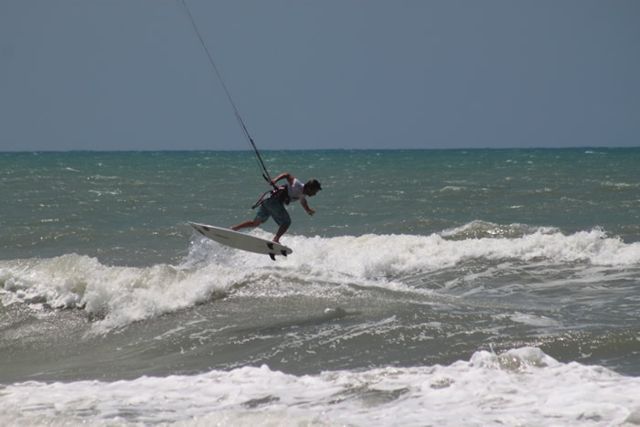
xmin=1 ymin=148 xmax=639 ymax=426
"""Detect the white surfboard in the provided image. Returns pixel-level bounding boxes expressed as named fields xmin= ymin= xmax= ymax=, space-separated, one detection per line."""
xmin=189 ymin=222 xmax=292 ymax=260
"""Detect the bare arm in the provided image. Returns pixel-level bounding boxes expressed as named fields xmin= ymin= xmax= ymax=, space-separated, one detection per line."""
xmin=300 ymin=197 xmax=315 ymax=216
xmin=270 ymin=172 xmax=295 ymax=186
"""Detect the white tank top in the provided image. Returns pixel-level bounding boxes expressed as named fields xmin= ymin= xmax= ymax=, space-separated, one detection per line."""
xmin=286 ymin=178 xmax=305 ymax=202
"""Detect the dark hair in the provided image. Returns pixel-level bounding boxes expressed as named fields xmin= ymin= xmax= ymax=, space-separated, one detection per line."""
xmin=306 ymin=179 xmax=322 ymax=191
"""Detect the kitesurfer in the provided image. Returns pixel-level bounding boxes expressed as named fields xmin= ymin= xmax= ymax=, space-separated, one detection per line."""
xmin=232 ymin=173 xmax=321 ymax=243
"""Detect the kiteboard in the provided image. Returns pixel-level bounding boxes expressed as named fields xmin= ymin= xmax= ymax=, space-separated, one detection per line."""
xmin=189 ymin=222 xmax=292 ymax=260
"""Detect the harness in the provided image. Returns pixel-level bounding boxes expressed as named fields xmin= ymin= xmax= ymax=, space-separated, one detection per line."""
xmin=251 ymin=185 xmax=290 ymax=209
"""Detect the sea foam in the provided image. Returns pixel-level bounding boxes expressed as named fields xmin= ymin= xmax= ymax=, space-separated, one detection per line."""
xmin=1 ymin=226 xmax=639 ymax=332
xmin=0 ymin=347 xmax=638 ymax=426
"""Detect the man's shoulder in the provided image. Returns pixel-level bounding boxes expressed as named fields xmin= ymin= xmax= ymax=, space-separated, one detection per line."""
xmin=288 ymin=177 xmax=303 ymax=188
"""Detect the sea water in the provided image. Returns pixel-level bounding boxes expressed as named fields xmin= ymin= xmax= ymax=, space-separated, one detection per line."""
xmin=1 ymin=149 xmax=639 ymax=426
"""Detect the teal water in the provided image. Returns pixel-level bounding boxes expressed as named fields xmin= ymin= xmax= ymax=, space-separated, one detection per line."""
xmin=2 ymin=149 xmax=639 ymax=265
xmin=1 ymin=149 xmax=640 ymax=425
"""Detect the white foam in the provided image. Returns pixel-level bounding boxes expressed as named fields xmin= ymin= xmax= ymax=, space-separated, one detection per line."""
xmin=1 ymin=347 xmax=638 ymax=426
xmin=508 ymin=312 xmax=561 ymax=327
xmin=600 ymin=180 xmax=640 ymax=190
xmin=284 ymin=227 xmax=640 ymax=282
xmin=1 ymin=226 xmax=639 ymax=331
xmin=441 ymin=220 xmax=557 ymax=238
xmin=439 ymin=185 xmax=465 ymax=192
xmin=0 ymin=252 xmax=244 ymax=333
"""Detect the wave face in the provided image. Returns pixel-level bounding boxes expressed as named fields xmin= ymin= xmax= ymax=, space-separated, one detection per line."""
xmin=1 ymin=348 xmax=639 ymax=426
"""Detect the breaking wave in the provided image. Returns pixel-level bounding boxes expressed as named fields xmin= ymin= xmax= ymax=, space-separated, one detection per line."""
xmin=1 ymin=224 xmax=639 ymax=332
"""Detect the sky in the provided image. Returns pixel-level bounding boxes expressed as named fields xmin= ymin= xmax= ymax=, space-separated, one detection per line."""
xmin=0 ymin=0 xmax=639 ymax=151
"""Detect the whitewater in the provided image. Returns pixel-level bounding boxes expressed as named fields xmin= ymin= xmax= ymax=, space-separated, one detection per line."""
xmin=2 ymin=227 xmax=640 ymax=333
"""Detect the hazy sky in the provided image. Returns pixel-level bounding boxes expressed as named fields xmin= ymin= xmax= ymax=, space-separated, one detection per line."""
xmin=1 ymin=0 xmax=639 ymax=151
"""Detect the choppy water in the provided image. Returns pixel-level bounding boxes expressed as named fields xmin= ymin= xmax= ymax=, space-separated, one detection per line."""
xmin=1 ymin=149 xmax=639 ymax=426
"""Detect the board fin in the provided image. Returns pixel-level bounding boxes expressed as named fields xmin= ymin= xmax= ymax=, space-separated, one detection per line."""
xmin=269 ymin=253 xmax=276 ymax=261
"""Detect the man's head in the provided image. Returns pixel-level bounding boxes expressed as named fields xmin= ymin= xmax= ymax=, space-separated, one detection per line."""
xmin=303 ymin=179 xmax=322 ymax=196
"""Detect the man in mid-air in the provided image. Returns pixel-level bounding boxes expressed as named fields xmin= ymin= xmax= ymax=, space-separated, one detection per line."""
xmin=232 ymin=172 xmax=322 ymax=243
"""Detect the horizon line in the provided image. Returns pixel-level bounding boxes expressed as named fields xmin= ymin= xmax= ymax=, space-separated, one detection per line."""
xmin=1 ymin=146 xmax=638 ymax=154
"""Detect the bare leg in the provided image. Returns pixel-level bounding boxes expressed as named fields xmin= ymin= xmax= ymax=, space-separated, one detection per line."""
xmin=232 ymin=219 xmax=262 ymax=231
xmin=273 ymin=223 xmax=290 ymax=243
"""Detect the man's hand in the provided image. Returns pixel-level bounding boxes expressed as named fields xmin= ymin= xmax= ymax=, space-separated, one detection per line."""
xmin=301 ymin=198 xmax=315 ymax=216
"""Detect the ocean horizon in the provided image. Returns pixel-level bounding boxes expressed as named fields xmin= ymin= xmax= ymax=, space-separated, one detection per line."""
xmin=2 ymin=145 xmax=638 ymax=153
